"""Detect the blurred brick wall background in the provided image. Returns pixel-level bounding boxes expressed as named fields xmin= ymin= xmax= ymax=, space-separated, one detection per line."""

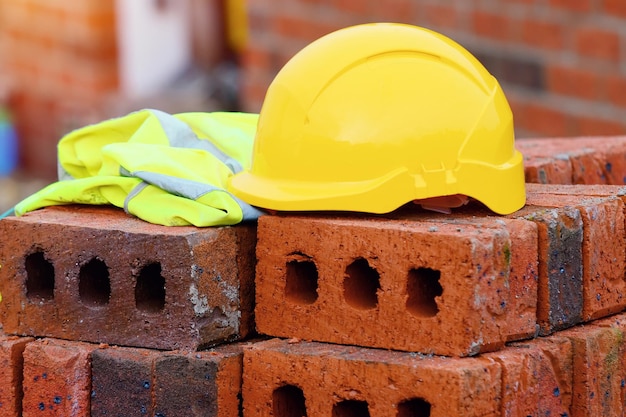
xmin=0 ymin=0 xmax=119 ymax=179
xmin=0 ymin=0 xmax=625 ymax=180
xmin=240 ymin=0 xmax=626 ymax=138
xmin=0 ymin=0 xmax=230 ymax=180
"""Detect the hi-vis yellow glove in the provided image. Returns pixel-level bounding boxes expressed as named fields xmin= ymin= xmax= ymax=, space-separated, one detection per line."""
xmin=14 ymin=109 xmax=264 ymax=226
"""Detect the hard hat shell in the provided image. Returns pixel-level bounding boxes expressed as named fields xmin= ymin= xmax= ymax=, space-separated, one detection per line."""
xmin=228 ymin=23 xmax=526 ymax=215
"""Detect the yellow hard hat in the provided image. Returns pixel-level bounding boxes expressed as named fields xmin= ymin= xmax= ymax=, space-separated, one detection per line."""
xmin=228 ymin=23 xmax=526 ymax=215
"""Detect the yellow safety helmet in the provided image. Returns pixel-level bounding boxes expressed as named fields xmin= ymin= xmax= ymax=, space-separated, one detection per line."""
xmin=228 ymin=23 xmax=526 ymax=215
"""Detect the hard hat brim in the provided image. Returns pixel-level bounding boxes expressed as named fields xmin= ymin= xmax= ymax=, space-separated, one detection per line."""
xmin=228 ymin=152 xmax=526 ymax=215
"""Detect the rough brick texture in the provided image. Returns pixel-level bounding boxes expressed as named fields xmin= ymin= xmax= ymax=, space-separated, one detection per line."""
xmin=22 ymin=338 xmax=97 ymax=417
xmin=512 ymin=204 xmax=584 ymax=335
xmin=243 ymin=338 xmax=501 ymax=417
xmin=152 ymin=347 xmax=243 ymax=417
xmin=594 ymin=312 xmax=626 ymax=412
xmin=525 ymin=190 xmax=626 ymax=321
xmin=520 ymin=137 xmax=626 ymax=185
xmin=0 ymin=205 xmax=256 ymax=350
xmin=394 ymin=211 xmax=540 ymax=342
xmin=0 ymin=335 xmax=34 ymax=417
xmin=484 ymin=336 xmax=573 ymax=416
xmin=559 ymin=323 xmax=625 ymax=417
xmin=90 ymin=346 xmax=160 ymax=417
xmin=91 ymin=343 xmax=245 ymax=417
xmin=255 ymin=212 xmax=531 ymax=356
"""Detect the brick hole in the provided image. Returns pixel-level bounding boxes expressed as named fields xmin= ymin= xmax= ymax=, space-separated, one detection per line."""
xmin=332 ymin=399 xmax=370 ymax=417
xmin=135 ymin=262 xmax=165 ymax=312
xmin=344 ymin=258 xmax=380 ymax=310
xmin=406 ymin=267 xmax=442 ymax=318
xmin=285 ymin=253 xmax=318 ymax=304
xmin=272 ymin=384 xmax=308 ymax=417
xmin=397 ymin=397 xmax=431 ymax=417
xmin=25 ymin=251 xmax=55 ymax=301
xmin=79 ymin=258 xmax=110 ymax=306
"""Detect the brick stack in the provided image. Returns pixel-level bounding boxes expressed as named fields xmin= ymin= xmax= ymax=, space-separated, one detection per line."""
xmin=2 ymin=136 xmax=626 ymax=415
xmin=240 ymin=0 xmax=626 ymax=138
xmin=0 ymin=204 xmax=258 ymax=417
xmin=242 ymin=137 xmax=626 ymax=416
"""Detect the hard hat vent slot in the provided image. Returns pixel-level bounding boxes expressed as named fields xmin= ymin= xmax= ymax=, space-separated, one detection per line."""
xmin=135 ymin=262 xmax=166 ymax=312
xmin=272 ymin=384 xmax=308 ymax=417
xmin=25 ymin=250 xmax=55 ymax=302
xmin=332 ymin=399 xmax=371 ymax=417
xmin=285 ymin=254 xmax=319 ymax=305
xmin=406 ymin=267 xmax=442 ymax=317
xmin=79 ymin=258 xmax=111 ymax=307
xmin=397 ymin=397 xmax=432 ymax=417
xmin=343 ymin=258 xmax=380 ymax=310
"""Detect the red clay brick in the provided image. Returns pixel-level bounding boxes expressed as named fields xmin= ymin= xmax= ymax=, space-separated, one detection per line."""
xmin=420 ymin=4 xmax=461 ymax=29
xmin=430 ymin=196 xmax=585 ymax=336
xmin=526 ymin=183 xmax=626 ymax=198
xmin=518 ymin=138 xmax=605 ymax=185
xmin=574 ymin=116 xmax=626 ymax=136
xmin=370 ymin=0 xmax=417 ymax=22
xmin=519 ymin=136 xmax=626 ymax=185
xmin=91 ymin=343 xmax=245 ymax=417
xmin=559 ymin=323 xmax=625 ymax=417
xmin=240 ymin=46 xmax=272 ymax=74
xmin=398 ymin=211 xmax=539 ymax=342
xmin=521 ymin=19 xmax=565 ymax=50
xmin=335 ymin=0 xmax=370 ymax=15
xmin=243 ymin=338 xmax=501 ymax=416
xmin=603 ymin=0 xmax=626 ymax=17
xmin=524 ymin=156 xmax=573 ymax=184
xmin=484 ymin=336 xmax=573 ymax=416
xmin=503 ymin=219 xmax=540 ymax=341
xmin=605 ymin=76 xmax=626 ymax=108
xmin=525 ymin=192 xmax=626 ymax=321
xmin=418 ymin=187 xmax=599 ymax=336
xmin=575 ymin=27 xmax=621 ymax=63
xmin=153 ymin=345 xmax=244 ymax=417
xmin=256 ymin=213 xmax=522 ymax=356
xmin=90 ymin=346 xmax=160 ymax=417
xmin=511 ymin=204 xmax=584 ymax=335
xmin=471 ymin=10 xmax=516 ymax=41
xmin=580 ymin=138 xmax=626 ymax=185
xmin=22 ymin=338 xmax=97 ymax=417
xmin=271 ymin=14 xmax=337 ymax=42
xmin=523 ymin=104 xmax=571 ymax=137
xmin=594 ymin=312 xmax=626 ymax=409
xmin=0 ymin=334 xmax=34 ymax=417
xmin=0 ymin=205 xmax=256 ymax=350
xmin=546 ymin=65 xmax=604 ymax=100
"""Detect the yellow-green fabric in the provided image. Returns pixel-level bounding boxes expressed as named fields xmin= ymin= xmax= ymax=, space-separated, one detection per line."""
xmin=15 ymin=109 xmax=264 ymax=226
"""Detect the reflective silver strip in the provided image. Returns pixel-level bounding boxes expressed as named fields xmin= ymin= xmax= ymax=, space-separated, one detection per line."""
xmin=58 ymin=164 xmax=74 ymax=181
xmin=123 ymin=169 xmax=263 ymax=221
xmin=124 ymin=181 xmax=149 ymax=214
xmin=132 ymin=170 xmax=215 ymax=200
xmin=230 ymin=194 xmax=266 ymax=221
xmin=149 ymin=109 xmax=243 ymax=174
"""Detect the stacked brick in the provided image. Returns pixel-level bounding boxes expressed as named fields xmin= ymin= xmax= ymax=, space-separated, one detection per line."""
xmin=240 ymin=0 xmax=626 ymax=138
xmin=0 ymin=205 xmax=257 ymax=351
xmin=243 ymin=134 xmax=626 ymax=415
xmin=0 ymin=204 xmax=258 ymax=417
xmin=2 ymin=136 xmax=626 ymax=415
